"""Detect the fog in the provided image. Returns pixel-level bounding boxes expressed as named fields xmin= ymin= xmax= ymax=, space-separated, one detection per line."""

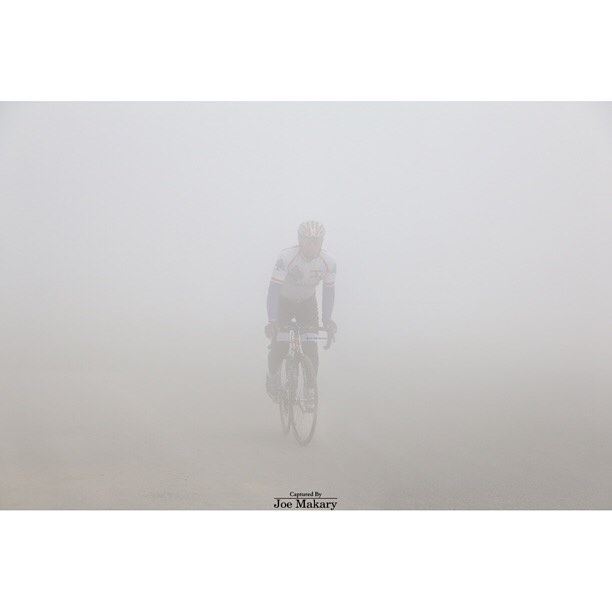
xmin=1 ymin=102 xmax=611 ymax=508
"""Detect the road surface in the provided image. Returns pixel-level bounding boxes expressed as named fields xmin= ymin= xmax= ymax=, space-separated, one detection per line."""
xmin=2 ymin=336 xmax=611 ymax=509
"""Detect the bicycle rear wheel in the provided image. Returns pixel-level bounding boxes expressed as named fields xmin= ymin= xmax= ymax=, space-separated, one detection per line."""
xmin=290 ymin=354 xmax=318 ymax=446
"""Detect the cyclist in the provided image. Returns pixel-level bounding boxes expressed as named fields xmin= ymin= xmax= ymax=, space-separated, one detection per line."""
xmin=265 ymin=220 xmax=337 ymax=401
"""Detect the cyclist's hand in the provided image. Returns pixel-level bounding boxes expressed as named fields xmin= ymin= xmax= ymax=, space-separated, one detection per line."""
xmin=323 ymin=320 xmax=337 ymax=349
xmin=264 ymin=322 xmax=277 ymax=339
xmin=323 ymin=319 xmax=337 ymax=335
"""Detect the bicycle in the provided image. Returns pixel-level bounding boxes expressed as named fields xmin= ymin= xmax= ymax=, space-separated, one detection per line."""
xmin=271 ymin=321 xmax=334 ymax=446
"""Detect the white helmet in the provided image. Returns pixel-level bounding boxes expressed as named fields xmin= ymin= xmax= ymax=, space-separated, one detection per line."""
xmin=298 ymin=220 xmax=326 ymax=240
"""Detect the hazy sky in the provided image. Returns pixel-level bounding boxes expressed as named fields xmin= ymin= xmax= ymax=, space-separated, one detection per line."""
xmin=2 ymin=102 xmax=611 ymax=374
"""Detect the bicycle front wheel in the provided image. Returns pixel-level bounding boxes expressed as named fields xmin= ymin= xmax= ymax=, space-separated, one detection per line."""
xmin=290 ymin=354 xmax=318 ymax=446
xmin=278 ymin=359 xmax=291 ymax=435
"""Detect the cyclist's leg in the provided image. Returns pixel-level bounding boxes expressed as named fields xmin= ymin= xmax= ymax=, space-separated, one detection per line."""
xmin=267 ymin=297 xmax=292 ymax=397
xmin=268 ymin=296 xmax=292 ymax=375
xmin=295 ymin=295 xmax=319 ymax=380
xmin=302 ymin=341 xmax=318 ymax=375
xmin=268 ymin=342 xmax=288 ymax=377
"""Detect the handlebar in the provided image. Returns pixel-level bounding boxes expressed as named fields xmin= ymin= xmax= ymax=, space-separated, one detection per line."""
xmin=270 ymin=324 xmax=336 ymax=350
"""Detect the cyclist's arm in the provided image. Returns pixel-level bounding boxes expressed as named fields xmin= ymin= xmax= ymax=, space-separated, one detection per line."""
xmin=322 ymin=284 xmax=335 ymax=323
xmin=322 ymin=257 xmax=336 ymax=324
xmin=267 ymin=281 xmax=281 ymax=322
xmin=267 ymin=253 xmax=287 ymax=322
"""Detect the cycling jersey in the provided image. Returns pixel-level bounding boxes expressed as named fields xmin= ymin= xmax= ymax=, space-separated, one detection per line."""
xmin=270 ymin=246 xmax=336 ymax=302
xmin=266 ymin=245 xmax=337 ymax=396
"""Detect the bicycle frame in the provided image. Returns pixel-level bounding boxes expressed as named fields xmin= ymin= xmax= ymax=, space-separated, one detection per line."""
xmin=271 ymin=321 xmax=332 ymax=446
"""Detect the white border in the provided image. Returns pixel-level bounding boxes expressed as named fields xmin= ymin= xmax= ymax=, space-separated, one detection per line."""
xmin=1 ymin=512 xmax=611 ymax=611
xmin=2 ymin=0 xmax=612 ymax=99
